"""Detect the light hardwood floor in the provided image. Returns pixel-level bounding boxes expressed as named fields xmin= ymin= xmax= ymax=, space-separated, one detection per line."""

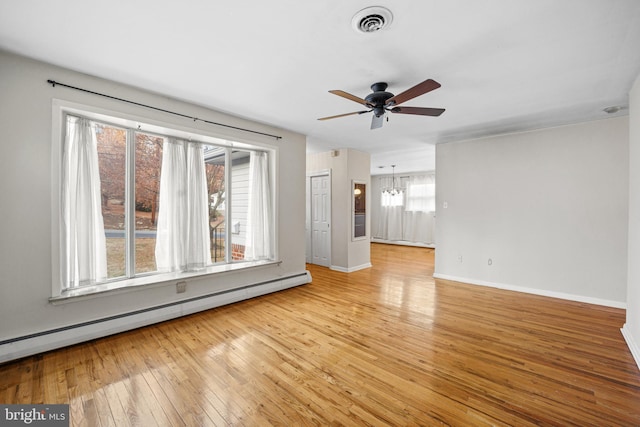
xmin=1 ymin=244 xmax=639 ymax=426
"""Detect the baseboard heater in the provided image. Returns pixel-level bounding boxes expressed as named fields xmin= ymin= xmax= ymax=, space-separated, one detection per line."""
xmin=0 ymin=271 xmax=311 ymax=364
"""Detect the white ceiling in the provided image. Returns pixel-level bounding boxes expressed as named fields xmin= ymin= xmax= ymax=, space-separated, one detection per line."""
xmin=1 ymin=1 xmax=640 ymax=175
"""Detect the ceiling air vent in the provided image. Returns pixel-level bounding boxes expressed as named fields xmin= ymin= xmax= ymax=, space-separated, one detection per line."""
xmin=352 ymin=6 xmax=393 ymax=34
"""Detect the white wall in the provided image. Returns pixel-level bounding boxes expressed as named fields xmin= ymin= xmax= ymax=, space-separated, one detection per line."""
xmin=435 ymin=117 xmax=629 ymax=306
xmin=307 ymin=149 xmax=371 ymax=271
xmin=623 ymin=74 xmax=640 ymax=368
xmin=0 ymin=50 xmax=308 ymax=360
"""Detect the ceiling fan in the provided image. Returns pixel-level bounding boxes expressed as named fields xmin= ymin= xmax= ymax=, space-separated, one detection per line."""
xmin=318 ymin=78 xmax=445 ymax=130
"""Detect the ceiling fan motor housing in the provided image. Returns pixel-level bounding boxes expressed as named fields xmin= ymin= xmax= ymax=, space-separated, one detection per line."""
xmin=365 ymin=82 xmax=394 ymax=117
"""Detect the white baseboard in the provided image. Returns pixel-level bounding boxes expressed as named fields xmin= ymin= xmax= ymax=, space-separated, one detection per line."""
xmin=432 ymin=273 xmax=626 ymax=309
xmin=0 ymin=271 xmax=311 ymax=364
xmin=621 ymin=324 xmax=640 ymax=371
xmin=371 ymin=238 xmax=435 ymax=249
xmin=330 ymin=262 xmax=372 ymax=273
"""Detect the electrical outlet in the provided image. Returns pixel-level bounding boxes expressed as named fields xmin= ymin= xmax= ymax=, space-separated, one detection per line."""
xmin=488 ymin=258 xmax=493 ymax=266
xmin=458 ymin=255 xmax=463 ymax=263
xmin=176 ymin=281 xmax=186 ymax=293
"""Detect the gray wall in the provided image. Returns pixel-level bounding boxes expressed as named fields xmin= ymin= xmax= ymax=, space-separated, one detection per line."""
xmin=435 ymin=116 xmax=629 ymax=306
xmin=0 ymin=50 xmax=307 ymax=344
xmin=624 ymin=73 xmax=640 ymax=367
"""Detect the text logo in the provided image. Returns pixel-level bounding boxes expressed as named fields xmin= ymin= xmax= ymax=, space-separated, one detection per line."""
xmin=0 ymin=405 xmax=69 ymax=426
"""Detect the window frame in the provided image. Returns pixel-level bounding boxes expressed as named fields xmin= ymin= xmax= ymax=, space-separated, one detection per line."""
xmin=405 ymin=181 xmax=436 ymax=213
xmin=51 ymin=99 xmax=279 ymax=301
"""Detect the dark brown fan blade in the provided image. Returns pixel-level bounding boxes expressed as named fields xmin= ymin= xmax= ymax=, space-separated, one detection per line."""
xmin=317 ymin=110 xmax=370 ymax=121
xmin=385 ymin=79 xmax=441 ymax=106
xmin=329 ymin=90 xmax=371 ymax=106
xmin=390 ymin=106 xmax=445 ymax=116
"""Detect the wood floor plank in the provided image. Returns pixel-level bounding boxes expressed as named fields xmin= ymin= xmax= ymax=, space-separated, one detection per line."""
xmin=1 ymin=244 xmax=639 ymax=426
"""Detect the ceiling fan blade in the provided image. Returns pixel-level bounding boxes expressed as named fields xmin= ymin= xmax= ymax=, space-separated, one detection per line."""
xmin=386 ymin=79 xmax=441 ymax=106
xmin=371 ymin=114 xmax=384 ymax=130
xmin=390 ymin=106 xmax=445 ymax=116
xmin=317 ymin=110 xmax=370 ymax=121
xmin=329 ymin=90 xmax=371 ymax=106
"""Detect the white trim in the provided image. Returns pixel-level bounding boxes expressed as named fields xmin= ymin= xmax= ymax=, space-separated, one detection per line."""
xmin=432 ymin=273 xmax=626 ymax=309
xmin=621 ymin=324 xmax=640 ymax=371
xmin=0 ymin=271 xmax=311 ymax=363
xmin=305 ymin=169 xmax=332 ymax=177
xmin=371 ymin=238 xmax=435 ymax=249
xmin=330 ymin=262 xmax=372 ymax=273
xmin=50 ymin=260 xmax=282 ymax=303
xmin=305 ymin=175 xmax=311 ymax=264
xmin=352 ymin=179 xmax=367 ymax=241
xmin=51 ymin=100 xmax=64 ymax=296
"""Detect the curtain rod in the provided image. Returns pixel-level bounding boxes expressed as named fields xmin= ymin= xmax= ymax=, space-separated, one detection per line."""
xmin=47 ymin=79 xmax=282 ymax=140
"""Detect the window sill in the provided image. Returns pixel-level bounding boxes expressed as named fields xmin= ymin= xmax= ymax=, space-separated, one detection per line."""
xmin=50 ymin=260 xmax=281 ymax=305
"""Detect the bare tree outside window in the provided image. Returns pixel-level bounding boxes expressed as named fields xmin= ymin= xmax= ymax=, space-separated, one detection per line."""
xmin=96 ymin=124 xmax=126 ymax=278
xmin=206 ymin=162 xmax=225 ymax=262
xmin=134 ymin=133 xmax=163 ymax=273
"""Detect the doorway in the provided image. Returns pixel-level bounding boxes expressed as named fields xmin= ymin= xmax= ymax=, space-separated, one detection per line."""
xmin=307 ymin=172 xmax=331 ymax=267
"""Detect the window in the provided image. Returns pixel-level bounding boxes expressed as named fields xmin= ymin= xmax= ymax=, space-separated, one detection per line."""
xmin=381 ymin=190 xmax=404 ymax=207
xmin=380 ymin=174 xmax=405 ymax=207
xmin=58 ymin=109 xmax=275 ymax=295
xmin=405 ymin=177 xmax=435 ymax=212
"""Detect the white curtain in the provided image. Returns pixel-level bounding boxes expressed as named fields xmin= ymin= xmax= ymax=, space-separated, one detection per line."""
xmin=381 ymin=190 xmax=404 ymax=207
xmin=156 ymin=138 xmax=211 ymax=271
xmin=405 ymin=175 xmax=436 ymax=212
xmin=375 ymin=174 xmax=436 ymax=244
xmin=61 ymin=116 xmax=107 ymax=288
xmin=185 ymin=142 xmax=212 ymax=269
xmin=404 ymin=174 xmax=436 ymax=243
xmin=403 ymin=211 xmax=434 ymax=244
xmin=245 ymin=151 xmax=274 ymax=260
xmin=378 ymin=203 xmax=404 ymax=241
xmin=376 ymin=176 xmax=404 ymax=241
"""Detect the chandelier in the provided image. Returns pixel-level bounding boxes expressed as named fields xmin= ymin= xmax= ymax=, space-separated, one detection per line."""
xmin=383 ymin=165 xmax=402 ymax=195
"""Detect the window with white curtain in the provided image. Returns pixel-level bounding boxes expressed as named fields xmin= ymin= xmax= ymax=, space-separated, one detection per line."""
xmin=381 ymin=190 xmax=404 ymax=207
xmin=379 ymin=175 xmax=404 ymax=207
xmin=58 ymin=111 xmax=275 ymax=294
xmin=405 ymin=176 xmax=436 ymax=212
xmin=374 ymin=173 xmax=436 ymax=245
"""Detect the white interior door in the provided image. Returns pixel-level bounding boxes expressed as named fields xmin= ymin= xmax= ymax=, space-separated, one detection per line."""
xmin=311 ymin=174 xmax=330 ymax=267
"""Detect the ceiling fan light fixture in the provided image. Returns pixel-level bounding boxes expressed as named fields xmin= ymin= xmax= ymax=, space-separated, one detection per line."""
xmin=352 ymin=6 xmax=393 ymax=34
xmin=383 ymin=165 xmax=401 ymax=195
